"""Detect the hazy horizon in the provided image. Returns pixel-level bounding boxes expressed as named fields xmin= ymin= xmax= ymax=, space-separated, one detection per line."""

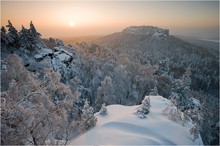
xmin=1 ymin=1 xmax=219 ymax=40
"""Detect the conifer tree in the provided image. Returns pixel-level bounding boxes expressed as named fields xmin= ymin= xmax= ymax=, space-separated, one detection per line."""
xmin=1 ymin=26 xmax=9 ymax=48
xmin=99 ymin=103 xmax=107 ymax=116
xmin=19 ymin=25 xmax=32 ymax=50
xmin=171 ymin=67 xmax=193 ymax=110
xmin=80 ymin=99 xmax=97 ymax=132
xmin=95 ymin=76 xmax=115 ymax=110
xmin=149 ymin=86 xmax=159 ymax=96
xmin=6 ymin=20 xmax=19 ymax=47
xmin=30 ymin=21 xmax=41 ymax=37
xmin=19 ymin=21 xmax=43 ymax=50
xmin=136 ymin=96 xmax=151 ymax=118
xmin=182 ymin=66 xmax=191 ymax=90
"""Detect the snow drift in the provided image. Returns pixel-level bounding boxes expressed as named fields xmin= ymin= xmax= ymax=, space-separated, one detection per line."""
xmin=70 ymin=96 xmax=203 ymax=145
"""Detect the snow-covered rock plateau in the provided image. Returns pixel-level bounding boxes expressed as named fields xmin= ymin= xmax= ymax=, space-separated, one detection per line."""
xmin=122 ymin=26 xmax=169 ymax=40
xmin=70 ymin=96 xmax=203 ymax=145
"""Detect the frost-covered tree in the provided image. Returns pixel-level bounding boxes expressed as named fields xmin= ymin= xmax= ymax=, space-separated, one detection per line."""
xmin=6 ymin=20 xmax=19 ymax=47
xmin=99 ymin=103 xmax=107 ymax=116
xmin=199 ymin=94 xmax=219 ymax=144
xmin=164 ymin=91 xmax=195 ymax=125
xmin=182 ymin=66 xmax=191 ymax=90
xmin=1 ymin=26 xmax=9 ymax=48
xmin=127 ymin=90 xmax=139 ymax=105
xmin=171 ymin=78 xmax=191 ymax=110
xmin=95 ymin=76 xmax=116 ymax=110
xmin=190 ymin=125 xmax=200 ymax=141
xmin=163 ymin=95 xmax=182 ymax=123
xmin=169 ymin=92 xmax=179 ymax=106
xmin=80 ymin=99 xmax=97 ymax=132
xmin=155 ymin=58 xmax=170 ymax=76
xmin=55 ymin=39 xmax=64 ymax=47
xmin=136 ymin=96 xmax=151 ymax=118
xmin=188 ymin=108 xmax=202 ymax=141
xmin=149 ymin=86 xmax=159 ymax=96
xmin=30 ymin=21 xmax=41 ymax=37
xmin=173 ymin=67 xmax=195 ymax=111
xmin=1 ymin=67 xmax=57 ymax=145
xmin=1 ymin=54 xmax=79 ymax=145
xmin=19 ymin=21 xmax=43 ymax=50
xmin=113 ymin=65 xmax=131 ymax=104
xmin=19 ymin=25 xmax=32 ymax=50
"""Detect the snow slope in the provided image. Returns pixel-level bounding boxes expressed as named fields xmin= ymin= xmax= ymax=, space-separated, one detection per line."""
xmin=70 ymin=96 xmax=203 ymax=145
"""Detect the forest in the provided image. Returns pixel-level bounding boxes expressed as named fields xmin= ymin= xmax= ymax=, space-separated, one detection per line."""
xmin=1 ymin=21 xmax=219 ymax=145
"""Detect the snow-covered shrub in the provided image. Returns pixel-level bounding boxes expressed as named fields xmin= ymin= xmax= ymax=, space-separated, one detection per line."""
xmin=149 ymin=86 xmax=159 ymax=96
xmin=187 ymin=108 xmax=203 ymax=141
xmin=80 ymin=99 xmax=97 ymax=132
xmin=164 ymin=96 xmax=193 ymax=126
xmin=163 ymin=105 xmax=182 ymax=122
xmin=163 ymin=97 xmax=202 ymax=141
xmin=169 ymin=92 xmax=179 ymax=106
xmin=190 ymin=125 xmax=200 ymax=141
xmin=136 ymin=96 xmax=151 ymax=119
xmin=99 ymin=103 xmax=107 ymax=116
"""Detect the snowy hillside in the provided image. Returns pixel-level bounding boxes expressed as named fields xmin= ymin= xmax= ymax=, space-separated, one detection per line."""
xmin=70 ymin=96 xmax=203 ymax=145
xmin=1 ymin=21 xmax=218 ymax=145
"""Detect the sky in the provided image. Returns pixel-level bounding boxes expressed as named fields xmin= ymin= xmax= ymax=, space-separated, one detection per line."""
xmin=1 ymin=1 xmax=219 ymax=39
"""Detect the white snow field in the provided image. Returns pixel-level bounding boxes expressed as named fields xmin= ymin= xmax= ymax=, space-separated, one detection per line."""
xmin=70 ymin=96 xmax=203 ymax=145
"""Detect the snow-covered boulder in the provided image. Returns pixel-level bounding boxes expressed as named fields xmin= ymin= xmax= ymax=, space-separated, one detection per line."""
xmin=42 ymin=48 xmax=53 ymax=54
xmin=51 ymin=58 xmax=63 ymax=70
xmin=34 ymin=54 xmax=43 ymax=60
xmin=34 ymin=48 xmax=53 ymax=60
xmin=57 ymin=53 xmax=71 ymax=62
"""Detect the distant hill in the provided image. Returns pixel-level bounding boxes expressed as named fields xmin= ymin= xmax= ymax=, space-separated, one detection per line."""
xmin=94 ymin=26 xmax=219 ymax=97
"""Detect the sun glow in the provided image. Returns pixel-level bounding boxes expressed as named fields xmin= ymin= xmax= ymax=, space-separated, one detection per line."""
xmin=69 ymin=21 xmax=75 ymax=27
xmin=1 ymin=1 xmax=218 ymax=38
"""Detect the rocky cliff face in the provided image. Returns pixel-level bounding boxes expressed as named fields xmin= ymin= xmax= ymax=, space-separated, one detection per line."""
xmin=122 ymin=26 xmax=169 ymax=40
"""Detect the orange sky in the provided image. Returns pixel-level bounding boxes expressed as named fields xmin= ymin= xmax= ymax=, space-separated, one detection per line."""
xmin=1 ymin=1 xmax=219 ymax=39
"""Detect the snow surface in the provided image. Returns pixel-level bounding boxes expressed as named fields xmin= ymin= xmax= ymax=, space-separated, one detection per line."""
xmin=57 ymin=53 xmax=70 ymax=62
xmin=69 ymin=96 xmax=203 ymax=145
xmin=34 ymin=54 xmax=43 ymax=59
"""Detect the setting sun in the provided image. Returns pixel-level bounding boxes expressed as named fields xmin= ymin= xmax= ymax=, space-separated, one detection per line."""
xmin=69 ymin=21 xmax=75 ymax=27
